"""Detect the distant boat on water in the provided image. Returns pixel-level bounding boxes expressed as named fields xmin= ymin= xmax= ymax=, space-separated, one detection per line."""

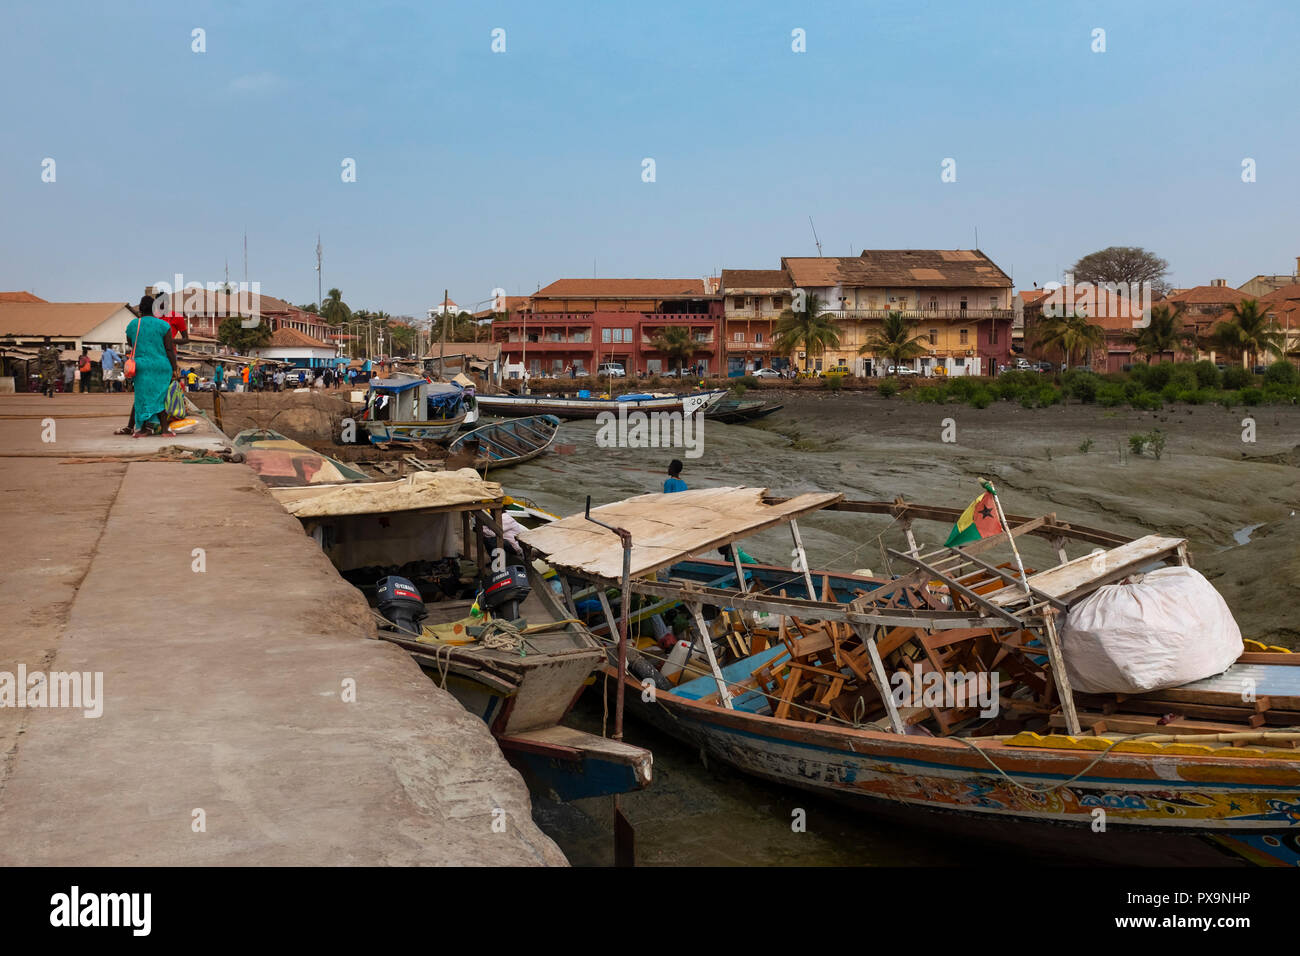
xmin=476 ymin=389 xmax=727 ymax=420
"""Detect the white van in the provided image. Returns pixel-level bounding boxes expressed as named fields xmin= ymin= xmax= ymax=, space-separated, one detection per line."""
xmin=597 ymin=363 xmax=626 ymax=378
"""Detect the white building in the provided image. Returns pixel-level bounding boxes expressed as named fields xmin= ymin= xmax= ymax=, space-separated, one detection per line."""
xmin=250 ymin=327 xmax=341 ymax=369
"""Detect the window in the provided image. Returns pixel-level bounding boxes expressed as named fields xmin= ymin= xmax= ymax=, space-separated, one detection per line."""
xmin=733 ymin=297 xmax=745 ymax=309
xmin=989 ymin=297 xmax=998 ymax=310
xmin=733 ymin=331 xmax=743 ymax=342
xmin=551 ymin=359 xmax=563 ymax=374
xmin=623 ymin=328 xmax=632 ymax=342
xmin=928 ymin=328 xmax=938 ymax=345
xmin=602 ymin=328 xmax=612 ymax=343
xmin=928 ymin=297 xmax=938 ymax=311
xmin=772 ymin=297 xmax=783 ymax=310
xmin=754 ymin=332 xmax=764 ymax=344
xmin=959 ymin=296 xmax=968 ymax=311
xmin=959 ymin=328 xmax=969 ymax=345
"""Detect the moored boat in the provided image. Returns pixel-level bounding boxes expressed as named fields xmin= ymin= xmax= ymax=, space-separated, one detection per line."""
xmin=267 ymin=470 xmax=652 ymax=802
xmin=359 ymin=373 xmax=467 ymax=444
xmin=448 ymin=414 xmax=561 ymax=471
xmin=476 ymin=389 xmax=727 ymax=420
xmin=516 ymin=488 xmax=1300 ymax=865
xmin=705 ymin=396 xmax=785 ymax=424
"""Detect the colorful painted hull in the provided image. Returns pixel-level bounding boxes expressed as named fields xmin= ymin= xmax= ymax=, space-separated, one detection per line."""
xmin=608 ymin=669 xmax=1300 ymax=863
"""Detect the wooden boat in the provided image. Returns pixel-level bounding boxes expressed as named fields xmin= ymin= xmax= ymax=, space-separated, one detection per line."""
xmin=268 ymin=473 xmax=651 ymax=802
xmin=517 ymin=489 xmax=1300 ymax=866
xmin=448 ymin=414 xmax=561 ymax=471
xmin=705 ymin=396 xmax=785 ymax=424
xmin=231 ymin=428 xmax=371 ymax=486
xmin=360 ymin=373 xmax=467 ymax=444
xmin=475 ymin=389 xmax=727 ymax=420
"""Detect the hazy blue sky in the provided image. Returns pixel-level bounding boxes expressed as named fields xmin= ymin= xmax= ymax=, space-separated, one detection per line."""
xmin=3 ymin=0 xmax=1297 ymax=316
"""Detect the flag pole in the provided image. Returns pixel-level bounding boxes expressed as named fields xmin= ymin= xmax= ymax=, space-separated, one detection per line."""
xmin=981 ymin=478 xmax=1030 ymax=595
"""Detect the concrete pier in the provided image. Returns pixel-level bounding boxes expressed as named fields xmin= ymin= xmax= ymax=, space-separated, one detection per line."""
xmin=0 ymin=394 xmax=566 ymax=865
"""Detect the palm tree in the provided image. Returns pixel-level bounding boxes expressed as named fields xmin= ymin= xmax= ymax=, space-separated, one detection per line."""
xmin=774 ymin=293 xmax=841 ymax=373
xmin=650 ymin=326 xmax=696 ymax=375
xmin=321 ymin=288 xmax=351 ymax=327
xmin=1126 ymin=304 xmax=1192 ymax=364
xmin=858 ymin=311 xmax=929 ymax=371
xmin=1211 ymin=299 xmax=1284 ymax=369
xmin=1032 ymin=312 xmax=1106 ymax=370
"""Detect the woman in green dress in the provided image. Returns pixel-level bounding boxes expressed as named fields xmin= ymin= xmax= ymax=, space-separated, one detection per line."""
xmin=124 ymin=294 xmax=179 ymax=436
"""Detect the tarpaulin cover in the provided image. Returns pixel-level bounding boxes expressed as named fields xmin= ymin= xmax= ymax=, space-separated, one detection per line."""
xmin=1060 ymin=566 xmax=1243 ymax=694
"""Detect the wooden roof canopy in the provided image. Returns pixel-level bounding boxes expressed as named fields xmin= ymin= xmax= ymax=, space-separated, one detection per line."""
xmin=518 ymin=487 xmax=843 ymax=581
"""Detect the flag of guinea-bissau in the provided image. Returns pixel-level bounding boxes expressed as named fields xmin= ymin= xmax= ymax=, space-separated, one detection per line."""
xmin=944 ymin=482 xmax=1004 ymax=547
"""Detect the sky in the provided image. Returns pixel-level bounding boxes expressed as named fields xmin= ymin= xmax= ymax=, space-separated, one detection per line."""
xmin=3 ymin=0 xmax=1298 ymax=317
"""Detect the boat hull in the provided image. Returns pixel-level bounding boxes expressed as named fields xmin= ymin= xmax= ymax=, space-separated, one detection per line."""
xmin=477 ymin=390 xmax=726 ymax=420
xmin=363 ymin=415 xmax=465 ymax=444
xmin=607 ymin=670 xmax=1300 ymax=864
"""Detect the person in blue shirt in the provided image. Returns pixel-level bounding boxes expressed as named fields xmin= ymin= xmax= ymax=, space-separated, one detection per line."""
xmin=664 ymin=459 xmax=687 ymax=493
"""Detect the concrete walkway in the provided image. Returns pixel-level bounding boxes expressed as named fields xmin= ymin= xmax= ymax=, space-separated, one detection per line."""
xmin=0 ymin=394 xmax=566 ymax=865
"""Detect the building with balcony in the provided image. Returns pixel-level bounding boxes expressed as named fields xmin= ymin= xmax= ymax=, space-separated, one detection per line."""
xmin=780 ymin=249 xmax=1014 ymax=376
xmin=1021 ymin=284 xmax=1148 ymax=372
xmin=492 ymin=278 xmax=722 ymax=377
xmin=720 ymin=269 xmax=791 ymax=375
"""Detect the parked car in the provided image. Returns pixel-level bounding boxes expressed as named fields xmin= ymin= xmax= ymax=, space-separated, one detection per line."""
xmin=597 ymin=363 xmax=626 ymax=378
xmin=752 ymin=367 xmax=782 ymax=379
xmin=887 ymin=365 xmax=919 ymax=376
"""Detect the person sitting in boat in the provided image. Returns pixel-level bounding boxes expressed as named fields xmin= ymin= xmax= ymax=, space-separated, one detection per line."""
xmin=664 ymin=459 xmax=687 ymax=493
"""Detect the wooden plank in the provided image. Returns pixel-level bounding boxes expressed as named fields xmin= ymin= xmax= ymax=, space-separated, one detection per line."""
xmin=988 ymin=534 xmax=1186 ymax=606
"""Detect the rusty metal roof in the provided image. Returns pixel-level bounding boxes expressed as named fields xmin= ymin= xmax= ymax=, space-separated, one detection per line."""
xmin=782 ymin=250 xmax=1013 ymax=289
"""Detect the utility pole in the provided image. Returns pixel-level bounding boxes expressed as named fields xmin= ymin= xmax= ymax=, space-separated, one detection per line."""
xmin=439 ymin=288 xmax=448 ymax=376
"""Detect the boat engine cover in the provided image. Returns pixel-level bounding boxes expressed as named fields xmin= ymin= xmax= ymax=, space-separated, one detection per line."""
xmin=376 ymin=575 xmax=427 ymax=634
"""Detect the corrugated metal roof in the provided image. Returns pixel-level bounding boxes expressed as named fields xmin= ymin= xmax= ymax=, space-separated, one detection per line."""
xmin=782 ymin=250 xmax=1012 ymax=289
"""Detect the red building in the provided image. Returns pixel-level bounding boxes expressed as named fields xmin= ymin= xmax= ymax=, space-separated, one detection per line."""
xmin=492 ymin=279 xmax=723 ymax=376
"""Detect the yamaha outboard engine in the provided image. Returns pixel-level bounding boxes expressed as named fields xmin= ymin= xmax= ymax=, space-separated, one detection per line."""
xmin=376 ymin=575 xmax=427 ymax=634
xmin=479 ymin=566 xmax=531 ymax=620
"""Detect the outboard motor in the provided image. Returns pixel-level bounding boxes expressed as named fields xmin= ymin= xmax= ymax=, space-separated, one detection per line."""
xmin=479 ymin=566 xmax=531 ymax=620
xmin=376 ymin=575 xmax=427 ymax=634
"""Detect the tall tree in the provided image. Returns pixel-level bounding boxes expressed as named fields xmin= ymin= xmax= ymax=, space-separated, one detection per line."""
xmin=217 ymin=315 xmax=272 ymax=353
xmin=859 ymin=311 xmax=929 ymax=369
xmin=1032 ymin=312 xmax=1106 ymax=369
xmin=649 ymin=326 xmax=697 ymax=375
xmin=321 ymin=288 xmax=351 ymax=327
xmin=774 ymin=292 xmax=841 ymax=373
xmin=1211 ymin=299 xmax=1284 ymax=369
xmin=1126 ymin=304 xmax=1192 ymax=364
xmin=1070 ymin=246 xmax=1171 ymax=296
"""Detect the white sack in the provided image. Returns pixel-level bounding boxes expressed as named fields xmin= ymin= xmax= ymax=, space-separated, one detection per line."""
xmin=1060 ymin=566 xmax=1242 ymax=694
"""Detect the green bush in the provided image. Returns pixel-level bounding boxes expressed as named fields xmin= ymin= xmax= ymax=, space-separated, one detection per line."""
xmin=825 ymin=373 xmax=844 ymax=392
xmin=1222 ymin=366 xmax=1252 ymax=390
xmin=1097 ymin=382 xmax=1127 ymax=407
xmin=878 ymin=378 xmax=899 ymax=398
xmin=1129 ymin=429 xmax=1167 ymax=460
xmin=1240 ymin=387 xmax=1264 ymax=405
xmin=1132 ymin=361 xmax=1175 ymax=390
xmin=1218 ymin=390 xmax=1239 ymax=409
xmin=1130 ymin=390 xmax=1163 ymax=411
xmin=1079 ymin=437 xmax=1094 ymax=453
xmin=1062 ymin=369 xmax=1101 ymax=403
xmin=1191 ymin=360 xmax=1222 ymax=388
xmin=1177 ymin=388 xmax=1211 ymax=405
xmin=1264 ymin=361 xmax=1299 ymax=386
xmin=1019 ymin=391 xmax=1037 ymax=409
xmin=913 ymin=386 xmax=945 ymax=404
xmin=970 ymin=386 xmax=994 ymax=409
xmin=1035 ymin=384 xmax=1061 ymax=407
